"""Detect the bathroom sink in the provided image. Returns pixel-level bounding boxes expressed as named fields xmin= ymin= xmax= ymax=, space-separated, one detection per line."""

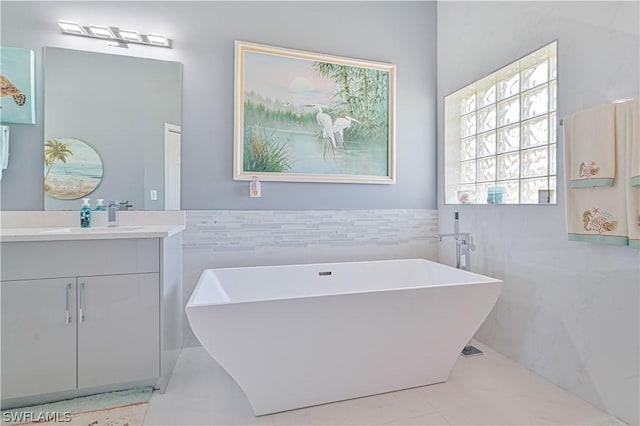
xmin=39 ymin=228 xmax=72 ymax=234
xmin=109 ymin=226 xmax=144 ymax=231
xmin=38 ymin=226 xmax=144 ymax=234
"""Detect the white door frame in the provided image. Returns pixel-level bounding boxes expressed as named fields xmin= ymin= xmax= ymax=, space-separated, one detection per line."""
xmin=164 ymin=123 xmax=181 ymax=211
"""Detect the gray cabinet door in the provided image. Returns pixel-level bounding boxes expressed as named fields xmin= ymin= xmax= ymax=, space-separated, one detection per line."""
xmin=77 ymin=273 xmax=160 ymax=388
xmin=1 ymin=278 xmax=77 ymax=399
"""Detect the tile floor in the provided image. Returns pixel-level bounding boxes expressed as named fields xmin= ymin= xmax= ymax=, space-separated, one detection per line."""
xmin=144 ymin=340 xmax=625 ymax=425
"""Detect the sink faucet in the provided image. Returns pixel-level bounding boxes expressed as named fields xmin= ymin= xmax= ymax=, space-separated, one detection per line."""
xmin=437 ymin=212 xmax=475 ymax=270
xmin=107 ymin=201 xmax=118 ymax=227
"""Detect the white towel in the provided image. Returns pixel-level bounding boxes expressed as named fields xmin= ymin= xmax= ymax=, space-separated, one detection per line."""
xmin=564 ymin=102 xmax=616 ymax=188
xmin=617 ymin=98 xmax=640 ymax=248
xmin=565 ymin=104 xmax=628 ymax=246
xmin=565 ymin=187 xmax=629 ymax=246
xmin=0 ymin=125 xmax=9 ymax=180
xmin=625 ymin=98 xmax=640 ymax=188
xmin=627 ymin=180 xmax=640 ymax=249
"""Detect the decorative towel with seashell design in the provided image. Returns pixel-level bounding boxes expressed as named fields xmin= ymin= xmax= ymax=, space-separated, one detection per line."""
xmin=618 ymin=98 xmax=640 ymax=248
xmin=564 ymin=102 xmax=616 ymax=188
xmin=565 ymin=98 xmax=640 ymax=247
xmin=565 ymin=187 xmax=629 ymax=245
xmin=565 ymin=101 xmax=626 ymax=246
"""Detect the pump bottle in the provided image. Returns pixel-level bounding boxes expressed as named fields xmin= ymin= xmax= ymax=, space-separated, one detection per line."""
xmin=80 ymin=198 xmax=92 ymax=228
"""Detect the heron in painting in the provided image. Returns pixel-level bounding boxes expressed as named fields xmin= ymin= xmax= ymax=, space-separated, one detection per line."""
xmin=332 ymin=115 xmax=360 ymax=147
xmin=305 ymin=104 xmax=337 ymax=159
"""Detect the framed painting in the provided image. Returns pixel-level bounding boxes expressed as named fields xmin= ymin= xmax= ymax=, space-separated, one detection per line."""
xmin=234 ymin=41 xmax=396 ymax=184
xmin=0 ymin=47 xmax=35 ymax=124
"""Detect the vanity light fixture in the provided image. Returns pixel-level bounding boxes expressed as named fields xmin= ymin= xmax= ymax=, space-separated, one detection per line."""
xmin=118 ymin=29 xmax=142 ymax=43
xmin=146 ymin=33 xmax=170 ymax=47
xmin=57 ymin=19 xmax=171 ymax=48
xmin=107 ymin=40 xmax=129 ymax=49
xmin=58 ymin=20 xmax=86 ymax=35
xmin=88 ymin=24 xmax=116 ymax=39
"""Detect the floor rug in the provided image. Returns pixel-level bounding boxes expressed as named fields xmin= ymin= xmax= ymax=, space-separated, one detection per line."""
xmin=2 ymin=387 xmax=153 ymax=426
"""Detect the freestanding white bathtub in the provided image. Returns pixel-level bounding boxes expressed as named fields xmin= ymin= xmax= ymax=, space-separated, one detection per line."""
xmin=186 ymin=258 xmax=502 ymax=415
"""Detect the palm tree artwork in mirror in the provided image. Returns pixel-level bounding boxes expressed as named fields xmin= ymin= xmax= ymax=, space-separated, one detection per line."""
xmin=44 ymin=137 xmax=103 ymax=200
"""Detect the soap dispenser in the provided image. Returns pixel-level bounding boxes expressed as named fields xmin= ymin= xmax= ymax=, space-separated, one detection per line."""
xmin=95 ymin=199 xmax=106 ymax=211
xmin=80 ymin=198 xmax=92 ymax=228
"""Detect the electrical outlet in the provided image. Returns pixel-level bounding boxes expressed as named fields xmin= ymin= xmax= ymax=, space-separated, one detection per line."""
xmin=150 ymin=190 xmax=158 ymax=200
xmin=250 ymin=179 xmax=261 ymax=197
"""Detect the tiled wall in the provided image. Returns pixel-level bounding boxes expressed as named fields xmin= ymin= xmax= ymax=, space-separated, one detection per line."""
xmin=183 ymin=209 xmax=438 ymax=251
xmin=182 ymin=209 xmax=438 ymax=347
xmin=437 ymin=2 xmax=639 ymax=424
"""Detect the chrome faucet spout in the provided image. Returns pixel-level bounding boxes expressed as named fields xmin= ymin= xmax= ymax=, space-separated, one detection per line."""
xmin=107 ymin=201 xmax=118 ymax=227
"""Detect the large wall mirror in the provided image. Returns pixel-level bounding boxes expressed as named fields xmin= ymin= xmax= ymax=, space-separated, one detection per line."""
xmin=44 ymin=47 xmax=182 ymax=210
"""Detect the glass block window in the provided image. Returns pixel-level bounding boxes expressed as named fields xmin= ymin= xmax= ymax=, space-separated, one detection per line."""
xmin=444 ymin=41 xmax=557 ymax=204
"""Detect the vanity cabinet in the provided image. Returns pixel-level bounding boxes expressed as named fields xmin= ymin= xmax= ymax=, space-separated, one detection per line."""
xmin=1 ymin=278 xmax=77 ymax=399
xmin=1 ymin=238 xmax=164 ymax=402
xmin=77 ymin=273 xmax=159 ymax=389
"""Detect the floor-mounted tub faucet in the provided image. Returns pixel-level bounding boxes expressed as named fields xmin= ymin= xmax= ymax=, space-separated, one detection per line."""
xmin=437 ymin=212 xmax=475 ymax=271
xmin=438 ymin=212 xmax=482 ymax=357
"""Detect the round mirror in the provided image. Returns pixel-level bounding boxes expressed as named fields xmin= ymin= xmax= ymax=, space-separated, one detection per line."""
xmin=44 ymin=137 xmax=103 ymax=200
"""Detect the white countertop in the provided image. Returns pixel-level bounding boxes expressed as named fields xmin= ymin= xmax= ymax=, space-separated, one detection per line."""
xmin=0 ymin=211 xmax=186 ymax=242
xmin=0 ymin=224 xmax=185 ymax=242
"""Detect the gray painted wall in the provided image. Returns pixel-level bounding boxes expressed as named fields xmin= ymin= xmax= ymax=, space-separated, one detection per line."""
xmin=43 ymin=47 xmax=182 ymax=211
xmin=436 ymin=2 xmax=639 ymax=424
xmin=0 ymin=1 xmax=437 ymax=211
